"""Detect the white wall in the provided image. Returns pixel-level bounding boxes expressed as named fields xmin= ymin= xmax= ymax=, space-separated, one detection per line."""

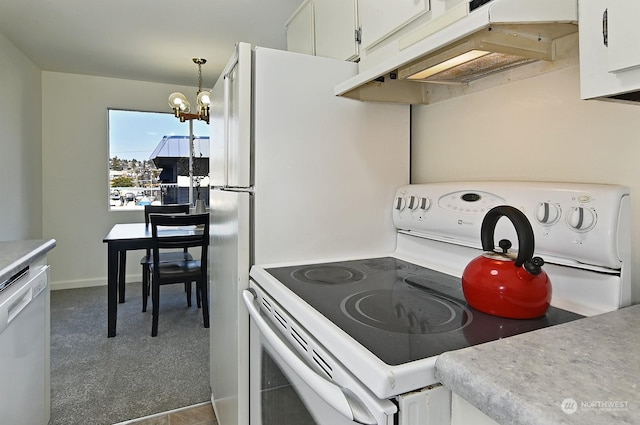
xmin=26 ymin=40 xmax=640 ymax=306
xmin=42 ymin=72 xmax=198 ymax=289
xmin=0 ymin=33 xmax=43 ymax=240
xmin=411 ymin=65 xmax=640 ymax=303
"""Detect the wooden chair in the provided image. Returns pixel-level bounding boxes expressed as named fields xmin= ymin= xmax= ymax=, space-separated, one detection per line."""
xmin=149 ymin=213 xmax=209 ymax=337
xmin=140 ymin=204 xmax=195 ymax=312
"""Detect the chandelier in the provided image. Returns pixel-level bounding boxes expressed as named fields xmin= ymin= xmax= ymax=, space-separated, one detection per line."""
xmin=168 ymin=58 xmax=211 ymax=123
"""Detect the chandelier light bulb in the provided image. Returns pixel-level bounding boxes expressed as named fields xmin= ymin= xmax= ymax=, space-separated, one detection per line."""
xmin=168 ymin=92 xmax=187 ymax=107
xmin=197 ymin=91 xmax=211 ymax=107
xmin=168 ymin=92 xmax=190 ymax=116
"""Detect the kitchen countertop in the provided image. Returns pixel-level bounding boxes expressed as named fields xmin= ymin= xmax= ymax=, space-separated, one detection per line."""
xmin=0 ymin=239 xmax=56 ymax=283
xmin=435 ymin=304 xmax=640 ymax=425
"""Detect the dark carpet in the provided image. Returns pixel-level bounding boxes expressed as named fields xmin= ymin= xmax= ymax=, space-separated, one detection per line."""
xmin=50 ymin=282 xmax=210 ymax=425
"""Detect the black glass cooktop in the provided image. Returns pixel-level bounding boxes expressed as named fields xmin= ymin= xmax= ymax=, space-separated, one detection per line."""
xmin=266 ymin=257 xmax=583 ymax=366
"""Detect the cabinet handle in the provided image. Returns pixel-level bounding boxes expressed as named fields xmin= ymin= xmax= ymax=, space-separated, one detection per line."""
xmin=602 ymin=8 xmax=608 ymax=47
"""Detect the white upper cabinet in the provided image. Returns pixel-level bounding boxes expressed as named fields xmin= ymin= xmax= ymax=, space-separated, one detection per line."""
xmin=357 ymin=0 xmax=430 ymax=51
xmin=606 ymin=0 xmax=640 ymax=73
xmin=314 ymin=0 xmax=359 ymax=61
xmin=579 ymin=0 xmax=640 ymax=100
xmin=287 ymin=0 xmax=315 ymax=56
xmin=286 ymin=0 xmax=359 ymax=61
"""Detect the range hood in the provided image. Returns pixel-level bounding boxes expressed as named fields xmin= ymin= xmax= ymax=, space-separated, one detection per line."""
xmin=336 ymin=0 xmax=578 ymax=104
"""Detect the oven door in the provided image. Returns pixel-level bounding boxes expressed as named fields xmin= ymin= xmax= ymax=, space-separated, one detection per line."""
xmin=243 ymin=288 xmax=397 ymax=425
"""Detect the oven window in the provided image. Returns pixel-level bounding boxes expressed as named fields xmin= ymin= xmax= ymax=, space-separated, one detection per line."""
xmin=260 ymin=351 xmax=316 ymax=425
xmin=248 ymin=294 xmax=391 ymax=425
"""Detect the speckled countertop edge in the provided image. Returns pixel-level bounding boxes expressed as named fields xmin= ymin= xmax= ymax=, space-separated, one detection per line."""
xmin=0 ymin=239 xmax=56 ymax=282
xmin=435 ymin=304 xmax=640 ymax=425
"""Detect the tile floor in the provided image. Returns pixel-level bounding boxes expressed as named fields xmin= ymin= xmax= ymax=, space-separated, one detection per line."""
xmin=115 ymin=402 xmax=217 ymax=425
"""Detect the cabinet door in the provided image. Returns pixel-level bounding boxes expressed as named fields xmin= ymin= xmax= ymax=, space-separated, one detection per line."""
xmin=314 ymin=0 xmax=359 ymax=60
xmin=358 ymin=0 xmax=430 ymax=50
xmin=286 ymin=0 xmax=315 ymax=55
xmin=607 ymin=0 xmax=640 ymax=72
xmin=579 ymin=0 xmax=640 ymax=99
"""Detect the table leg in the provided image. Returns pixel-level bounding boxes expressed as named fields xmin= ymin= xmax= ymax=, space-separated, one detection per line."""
xmin=118 ymin=250 xmax=127 ymax=303
xmin=107 ymin=242 xmax=118 ymax=337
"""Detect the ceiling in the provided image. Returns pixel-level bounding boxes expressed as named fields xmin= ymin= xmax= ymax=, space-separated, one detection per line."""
xmin=0 ymin=0 xmax=302 ymax=88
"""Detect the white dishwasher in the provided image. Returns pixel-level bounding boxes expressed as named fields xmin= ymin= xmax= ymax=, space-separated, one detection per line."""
xmin=0 ymin=264 xmax=50 ymax=425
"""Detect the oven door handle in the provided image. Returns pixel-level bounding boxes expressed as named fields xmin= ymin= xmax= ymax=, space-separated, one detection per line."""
xmin=243 ymin=290 xmax=377 ymax=425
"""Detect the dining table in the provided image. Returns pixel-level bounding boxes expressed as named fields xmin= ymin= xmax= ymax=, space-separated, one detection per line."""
xmin=102 ymin=221 xmax=205 ymax=337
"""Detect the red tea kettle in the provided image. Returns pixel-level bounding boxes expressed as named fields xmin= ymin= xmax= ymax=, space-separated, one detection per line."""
xmin=461 ymin=205 xmax=552 ymax=319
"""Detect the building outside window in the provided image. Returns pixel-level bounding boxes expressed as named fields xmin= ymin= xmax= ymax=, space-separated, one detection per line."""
xmin=108 ymin=109 xmax=209 ymax=211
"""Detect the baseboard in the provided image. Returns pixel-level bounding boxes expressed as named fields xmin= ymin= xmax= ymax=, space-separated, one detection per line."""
xmin=211 ymin=393 xmax=219 ymax=423
xmin=112 ymin=401 xmax=212 ymax=425
xmin=50 ymin=274 xmax=141 ymax=291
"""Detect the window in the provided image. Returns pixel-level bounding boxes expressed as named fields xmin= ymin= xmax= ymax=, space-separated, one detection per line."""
xmin=108 ymin=109 xmax=209 ymax=210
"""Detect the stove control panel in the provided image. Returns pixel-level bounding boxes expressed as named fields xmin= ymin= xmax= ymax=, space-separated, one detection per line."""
xmin=437 ymin=190 xmax=505 ymax=214
xmin=392 ymin=182 xmax=630 ymax=270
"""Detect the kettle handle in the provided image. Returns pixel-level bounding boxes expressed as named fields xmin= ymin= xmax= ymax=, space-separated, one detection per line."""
xmin=481 ymin=206 xmax=535 ymax=268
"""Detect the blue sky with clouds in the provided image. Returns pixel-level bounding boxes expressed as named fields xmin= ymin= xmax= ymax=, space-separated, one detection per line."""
xmin=108 ymin=109 xmax=209 ymax=161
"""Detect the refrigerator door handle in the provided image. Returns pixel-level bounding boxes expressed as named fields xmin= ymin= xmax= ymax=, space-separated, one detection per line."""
xmin=222 ymin=72 xmax=231 ymax=188
xmin=211 ymin=187 xmax=254 ymax=194
xmin=218 ymin=42 xmax=240 ymax=189
xmin=210 ymin=41 xmax=251 ymax=190
xmin=243 ymin=289 xmax=378 ymax=425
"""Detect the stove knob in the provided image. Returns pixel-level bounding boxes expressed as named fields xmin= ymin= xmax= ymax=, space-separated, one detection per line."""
xmin=407 ymin=195 xmax=419 ymax=210
xmin=407 ymin=195 xmax=431 ymax=211
xmin=394 ymin=196 xmax=407 ymax=211
xmin=566 ymin=206 xmax=597 ymax=231
xmin=535 ymin=202 xmax=561 ymax=225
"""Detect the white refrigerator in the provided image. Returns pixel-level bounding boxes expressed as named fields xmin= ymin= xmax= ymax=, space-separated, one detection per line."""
xmin=209 ymin=43 xmax=410 ymax=425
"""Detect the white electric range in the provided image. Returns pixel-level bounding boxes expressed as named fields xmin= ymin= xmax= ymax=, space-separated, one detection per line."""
xmin=245 ymin=181 xmax=630 ymax=425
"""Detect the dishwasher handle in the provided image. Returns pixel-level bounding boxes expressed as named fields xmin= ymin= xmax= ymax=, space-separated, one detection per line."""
xmin=0 ymin=266 xmax=48 ymax=336
xmin=242 ymin=289 xmax=377 ymax=425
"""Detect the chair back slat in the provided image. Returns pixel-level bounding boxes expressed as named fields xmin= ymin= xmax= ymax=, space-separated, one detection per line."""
xmin=144 ymin=204 xmax=191 ymax=225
